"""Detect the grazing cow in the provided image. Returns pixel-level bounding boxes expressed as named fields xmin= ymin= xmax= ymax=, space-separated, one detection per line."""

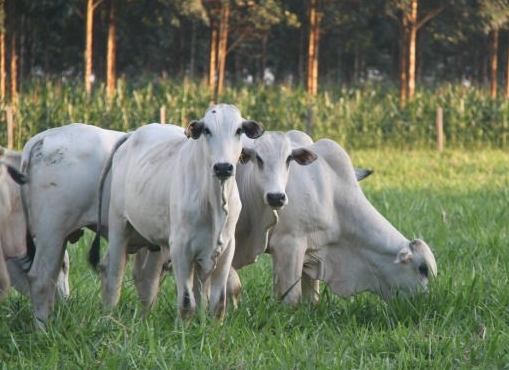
xmin=11 ymin=123 xmax=143 ymax=328
xmin=0 ymin=147 xmax=69 ymax=302
xmin=90 ymin=104 xmax=263 ymax=319
xmin=233 ymin=136 xmax=437 ymax=305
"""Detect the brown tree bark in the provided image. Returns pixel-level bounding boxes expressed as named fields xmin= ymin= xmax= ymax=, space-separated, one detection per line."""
xmin=9 ymin=28 xmax=16 ymax=107
xmin=407 ymin=0 xmax=417 ymax=100
xmin=208 ymin=18 xmax=218 ymax=101
xmin=399 ymin=16 xmax=408 ymax=106
xmin=216 ymin=3 xmax=229 ymax=98
xmin=106 ymin=0 xmax=116 ymax=98
xmin=490 ymin=29 xmax=499 ymax=98
xmin=85 ymin=0 xmax=94 ymax=94
xmin=307 ymin=0 xmax=320 ymax=96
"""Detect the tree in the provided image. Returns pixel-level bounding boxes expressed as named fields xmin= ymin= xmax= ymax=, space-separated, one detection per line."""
xmin=204 ymin=0 xmax=291 ymax=101
xmin=106 ymin=0 xmax=116 ymax=97
xmin=386 ymin=0 xmax=444 ymax=105
xmin=85 ymin=0 xmax=102 ymax=94
xmin=7 ymin=0 xmax=16 ymax=107
xmin=306 ymin=0 xmax=320 ymax=96
xmin=478 ymin=0 xmax=509 ymax=98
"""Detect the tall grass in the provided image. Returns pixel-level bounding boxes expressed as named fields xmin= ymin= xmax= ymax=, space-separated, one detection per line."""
xmin=1 ymin=149 xmax=508 ymax=368
xmin=4 ymin=78 xmax=509 ymax=150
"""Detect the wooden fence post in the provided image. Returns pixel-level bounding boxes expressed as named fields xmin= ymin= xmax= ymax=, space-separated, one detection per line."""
xmin=6 ymin=105 xmax=13 ymax=150
xmin=160 ymin=106 xmax=166 ymax=124
xmin=436 ymin=106 xmax=443 ymax=153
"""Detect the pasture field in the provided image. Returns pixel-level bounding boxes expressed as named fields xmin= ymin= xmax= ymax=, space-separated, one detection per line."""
xmin=1 ymin=148 xmax=509 ymax=369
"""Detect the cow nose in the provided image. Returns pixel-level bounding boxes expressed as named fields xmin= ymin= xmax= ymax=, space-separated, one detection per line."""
xmin=213 ymin=162 xmax=234 ymax=179
xmin=266 ymin=192 xmax=287 ymax=208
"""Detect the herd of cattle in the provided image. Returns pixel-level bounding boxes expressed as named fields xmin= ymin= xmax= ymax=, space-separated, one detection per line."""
xmin=0 ymin=104 xmax=437 ymax=329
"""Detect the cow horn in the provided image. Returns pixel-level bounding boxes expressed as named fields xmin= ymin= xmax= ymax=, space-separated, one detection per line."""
xmin=410 ymin=239 xmax=437 ymax=277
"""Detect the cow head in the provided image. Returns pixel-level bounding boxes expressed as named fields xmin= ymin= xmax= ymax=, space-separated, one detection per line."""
xmin=185 ymin=104 xmax=263 ymax=181
xmin=391 ymin=238 xmax=437 ymax=292
xmin=239 ymin=131 xmax=317 ymax=209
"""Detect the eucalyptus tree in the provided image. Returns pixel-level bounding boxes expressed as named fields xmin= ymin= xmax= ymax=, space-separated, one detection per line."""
xmin=202 ymin=0 xmax=293 ymax=101
xmin=385 ymin=0 xmax=445 ymax=105
xmin=477 ymin=0 xmax=509 ymax=98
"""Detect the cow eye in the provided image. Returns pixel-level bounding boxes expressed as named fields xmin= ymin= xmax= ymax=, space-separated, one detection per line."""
xmin=235 ymin=128 xmax=243 ymax=136
xmin=256 ymin=154 xmax=264 ymax=168
xmin=203 ymin=127 xmax=211 ymax=136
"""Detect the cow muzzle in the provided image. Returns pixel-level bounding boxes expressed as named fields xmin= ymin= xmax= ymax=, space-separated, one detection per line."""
xmin=265 ymin=192 xmax=287 ymax=209
xmin=213 ymin=162 xmax=234 ymax=179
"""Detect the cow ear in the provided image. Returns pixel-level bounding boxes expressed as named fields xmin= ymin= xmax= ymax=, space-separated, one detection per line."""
xmin=239 ymin=148 xmax=255 ymax=164
xmin=291 ymin=148 xmax=318 ymax=166
xmin=185 ymin=120 xmax=204 ymax=139
xmin=355 ymin=168 xmax=373 ymax=181
xmin=394 ymin=247 xmax=413 ymax=264
xmin=242 ymin=120 xmax=264 ymax=139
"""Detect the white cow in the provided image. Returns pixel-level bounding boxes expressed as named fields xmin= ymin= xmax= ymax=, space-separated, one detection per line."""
xmin=12 ymin=123 xmax=146 ymax=328
xmin=91 ymin=104 xmax=263 ymax=319
xmin=228 ymin=130 xmax=372 ymax=304
xmin=233 ymin=135 xmax=437 ymax=305
xmin=0 ymin=147 xmax=69 ymax=302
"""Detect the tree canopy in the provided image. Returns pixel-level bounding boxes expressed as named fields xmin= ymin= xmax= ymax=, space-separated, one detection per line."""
xmin=2 ymin=0 xmax=509 ymax=97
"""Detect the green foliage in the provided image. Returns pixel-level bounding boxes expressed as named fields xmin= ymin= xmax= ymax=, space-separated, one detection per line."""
xmin=3 ymin=79 xmax=509 ymax=151
xmin=1 ymin=149 xmax=508 ymax=368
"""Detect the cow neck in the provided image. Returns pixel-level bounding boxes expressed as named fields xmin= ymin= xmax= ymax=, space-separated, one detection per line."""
xmin=339 ymin=183 xmax=408 ymax=257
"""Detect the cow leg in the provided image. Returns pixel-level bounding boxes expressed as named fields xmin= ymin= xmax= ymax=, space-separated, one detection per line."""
xmin=270 ymin=239 xmax=305 ymax=306
xmin=55 ymin=247 xmax=70 ymax=301
xmin=132 ymin=248 xmax=165 ymax=310
xmin=301 ymin=274 xmax=320 ymax=304
xmin=208 ymin=243 xmax=234 ymax=320
xmin=170 ymin=243 xmax=196 ymax=319
xmin=193 ymin=267 xmax=208 ymax=310
xmin=226 ymin=267 xmax=242 ymax=310
xmin=100 ymin=218 xmax=129 ymax=309
xmin=28 ymin=241 xmax=66 ymax=329
xmin=0 ymin=247 xmax=10 ymax=303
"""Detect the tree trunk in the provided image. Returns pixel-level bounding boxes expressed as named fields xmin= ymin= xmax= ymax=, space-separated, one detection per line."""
xmin=10 ymin=29 xmax=16 ymax=107
xmin=85 ymin=0 xmax=94 ymax=94
xmin=407 ymin=0 xmax=418 ymax=100
xmin=0 ymin=0 xmax=5 ymax=105
xmin=506 ymin=30 xmax=509 ymax=99
xmin=209 ymin=19 xmax=218 ymax=100
xmin=490 ymin=29 xmax=498 ymax=98
xmin=106 ymin=0 xmax=116 ymax=97
xmin=399 ymin=13 xmax=408 ymax=106
xmin=307 ymin=0 xmax=320 ymax=96
xmin=216 ymin=3 xmax=229 ymax=98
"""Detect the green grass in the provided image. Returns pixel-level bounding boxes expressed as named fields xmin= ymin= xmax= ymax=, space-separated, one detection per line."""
xmin=1 ymin=149 xmax=509 ymax=369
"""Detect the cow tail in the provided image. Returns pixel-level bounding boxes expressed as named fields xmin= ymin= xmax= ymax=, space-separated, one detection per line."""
xmin=89 ymin=133 xmax=132 ymax=270
xmin=9 ymin=141 xmax=38 ymax=270
xmin=5 ymin=164 xmax=27 ymax=185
